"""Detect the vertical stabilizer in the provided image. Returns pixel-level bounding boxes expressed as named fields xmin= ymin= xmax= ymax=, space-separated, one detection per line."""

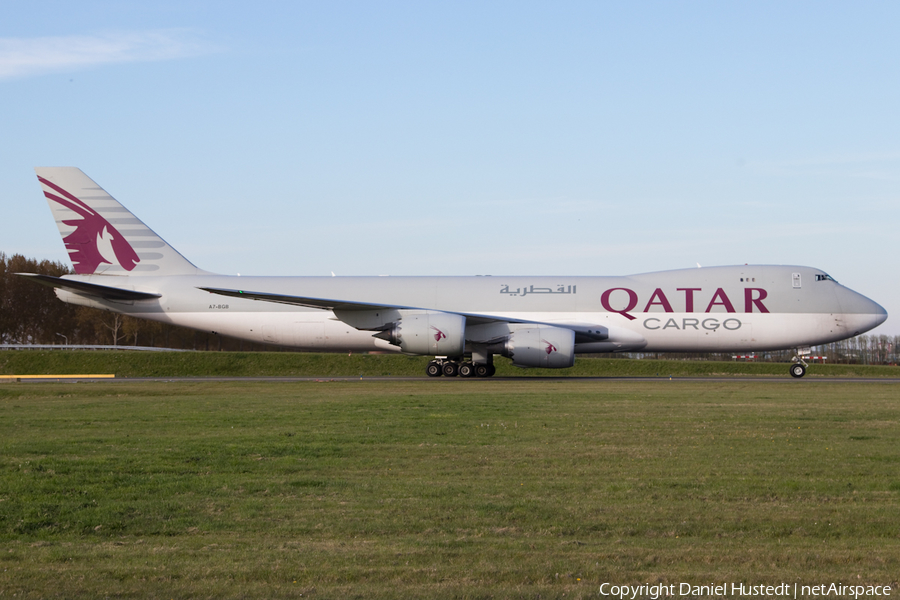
xmin=35 ymin=167 xmax=204 ymax=276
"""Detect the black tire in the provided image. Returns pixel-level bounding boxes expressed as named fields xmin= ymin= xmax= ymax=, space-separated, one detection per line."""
xmin=790 ymin=363 xmax=806 ymax=378
xmin=475 ymin=364 xmax=496 ymax=377
xmin=458 ymin=362 xmax=475 ymax=378
xmin=426 ymin=361 xmax=442 ymax=377
xmin=442 ymin=362 xmax=459 ymax=377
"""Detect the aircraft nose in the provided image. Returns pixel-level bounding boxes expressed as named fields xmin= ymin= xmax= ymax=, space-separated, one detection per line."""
xmin=870 ymin=299 xmax=888 ymax=328
xmin=841 ymin=287 xmax=888 ymax=334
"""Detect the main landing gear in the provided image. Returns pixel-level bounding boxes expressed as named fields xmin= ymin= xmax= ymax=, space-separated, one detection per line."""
xmin=426 ymin=358 xmax=496 ymax=378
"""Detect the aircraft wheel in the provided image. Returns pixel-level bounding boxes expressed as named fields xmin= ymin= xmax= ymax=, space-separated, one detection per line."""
xmin=442 ymin=362 xmax=459 ymax=377
xmin=426 ymin=361 xmax=442 ymax=377
xmin=789 ymin=363 xmax=806 ymax=378
xmin=458 ymin=362 xmax=475 ymax=378
xmin=475 ymin=364 xmax=496 ymax=377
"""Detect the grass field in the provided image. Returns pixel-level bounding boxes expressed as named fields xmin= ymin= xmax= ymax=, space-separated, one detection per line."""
xmin=1 ymin=349 xmax=898 ymax=378
xmin=1 ymin=379 xmax=899 ymax=598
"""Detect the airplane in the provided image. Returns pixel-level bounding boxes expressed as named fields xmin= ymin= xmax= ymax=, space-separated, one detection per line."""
xmin=17 ymin=167 xmax=888 ymax=378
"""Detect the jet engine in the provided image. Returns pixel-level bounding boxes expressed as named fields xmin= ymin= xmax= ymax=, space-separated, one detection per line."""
xmin=503 ymin=325 xmax=575 ymax=368
xmin=373 ymin=311 xmax=466 ymax=356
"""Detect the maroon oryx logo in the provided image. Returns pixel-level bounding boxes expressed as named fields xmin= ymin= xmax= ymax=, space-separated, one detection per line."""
xmin=38 ymin=176 xmax=140 ymax=274
xmin=541 ymin=339 xmax=557 ymax=354
xmin=431 ymin=326 xmax=447 ymax=342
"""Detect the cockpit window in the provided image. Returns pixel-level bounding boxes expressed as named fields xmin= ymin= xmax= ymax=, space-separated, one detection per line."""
xmin=815 ymin=273 xmax=837 ymax=283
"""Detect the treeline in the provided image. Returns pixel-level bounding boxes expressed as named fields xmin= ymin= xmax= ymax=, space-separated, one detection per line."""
xmin=0 ymin=253 xmax=273 ymax=351
xmin=2 ymin=253 xmax=896 ymax=363
xmin=805 ymin=335 xmax=898 ymax=365
xmin=629 ymin=333 xmax=899 ymax=366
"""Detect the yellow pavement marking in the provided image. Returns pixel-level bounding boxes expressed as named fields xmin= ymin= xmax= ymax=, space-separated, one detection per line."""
xmin=0 ymin=374 xmax=115 ymax=380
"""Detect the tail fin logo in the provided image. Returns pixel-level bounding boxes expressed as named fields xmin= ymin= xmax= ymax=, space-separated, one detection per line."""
xmin=431 ymin=326 xmax=447 ymax=342
xmin=542 ymin=339 xmax=557 ymax=355
xmin=38 ymin=176 xmax=140 ymax=274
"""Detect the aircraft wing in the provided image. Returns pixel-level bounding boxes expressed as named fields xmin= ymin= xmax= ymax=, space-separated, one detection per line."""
xmin=199 ymin=286 xmax=611 ymax=341
xmin=16 ymin=273 xmax=161 ymax=301
xmin=198 ymin=287 xmax=419 ymax=313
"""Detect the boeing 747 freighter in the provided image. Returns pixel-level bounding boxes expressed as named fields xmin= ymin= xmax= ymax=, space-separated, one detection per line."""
xmin=18 ymin=168 xmax=887 ymax=378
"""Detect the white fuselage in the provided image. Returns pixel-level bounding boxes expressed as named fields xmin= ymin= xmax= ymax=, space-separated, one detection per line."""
xmin=57 ymin=265 xmax=887 ymax=354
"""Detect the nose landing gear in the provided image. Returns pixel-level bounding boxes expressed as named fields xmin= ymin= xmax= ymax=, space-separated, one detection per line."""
xmin=790 ymin=348 xmax=810 ymax=378
xmin=789 ymin=362 xmax=807 ymax=378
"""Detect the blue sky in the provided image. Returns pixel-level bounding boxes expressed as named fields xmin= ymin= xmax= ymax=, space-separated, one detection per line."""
xmin=2 ymin=1 xmax=898 ymax=335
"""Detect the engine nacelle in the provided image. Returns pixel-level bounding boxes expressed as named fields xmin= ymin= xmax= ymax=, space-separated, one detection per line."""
xmin=504 ymin=325 xmax=575 ymax=368
xmin=374 ymin=311 xmax=466 ymax=356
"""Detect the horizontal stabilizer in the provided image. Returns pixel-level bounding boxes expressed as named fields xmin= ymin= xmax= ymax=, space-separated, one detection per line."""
xmin=16 ymin=273 xmax=161 ymax=301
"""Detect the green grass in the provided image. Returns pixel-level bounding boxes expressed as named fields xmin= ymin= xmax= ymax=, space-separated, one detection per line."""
xmin=1 ymin=380 xmax=898 ymax=598
xmin=0 ymin=349 xmax=897 ymax=378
